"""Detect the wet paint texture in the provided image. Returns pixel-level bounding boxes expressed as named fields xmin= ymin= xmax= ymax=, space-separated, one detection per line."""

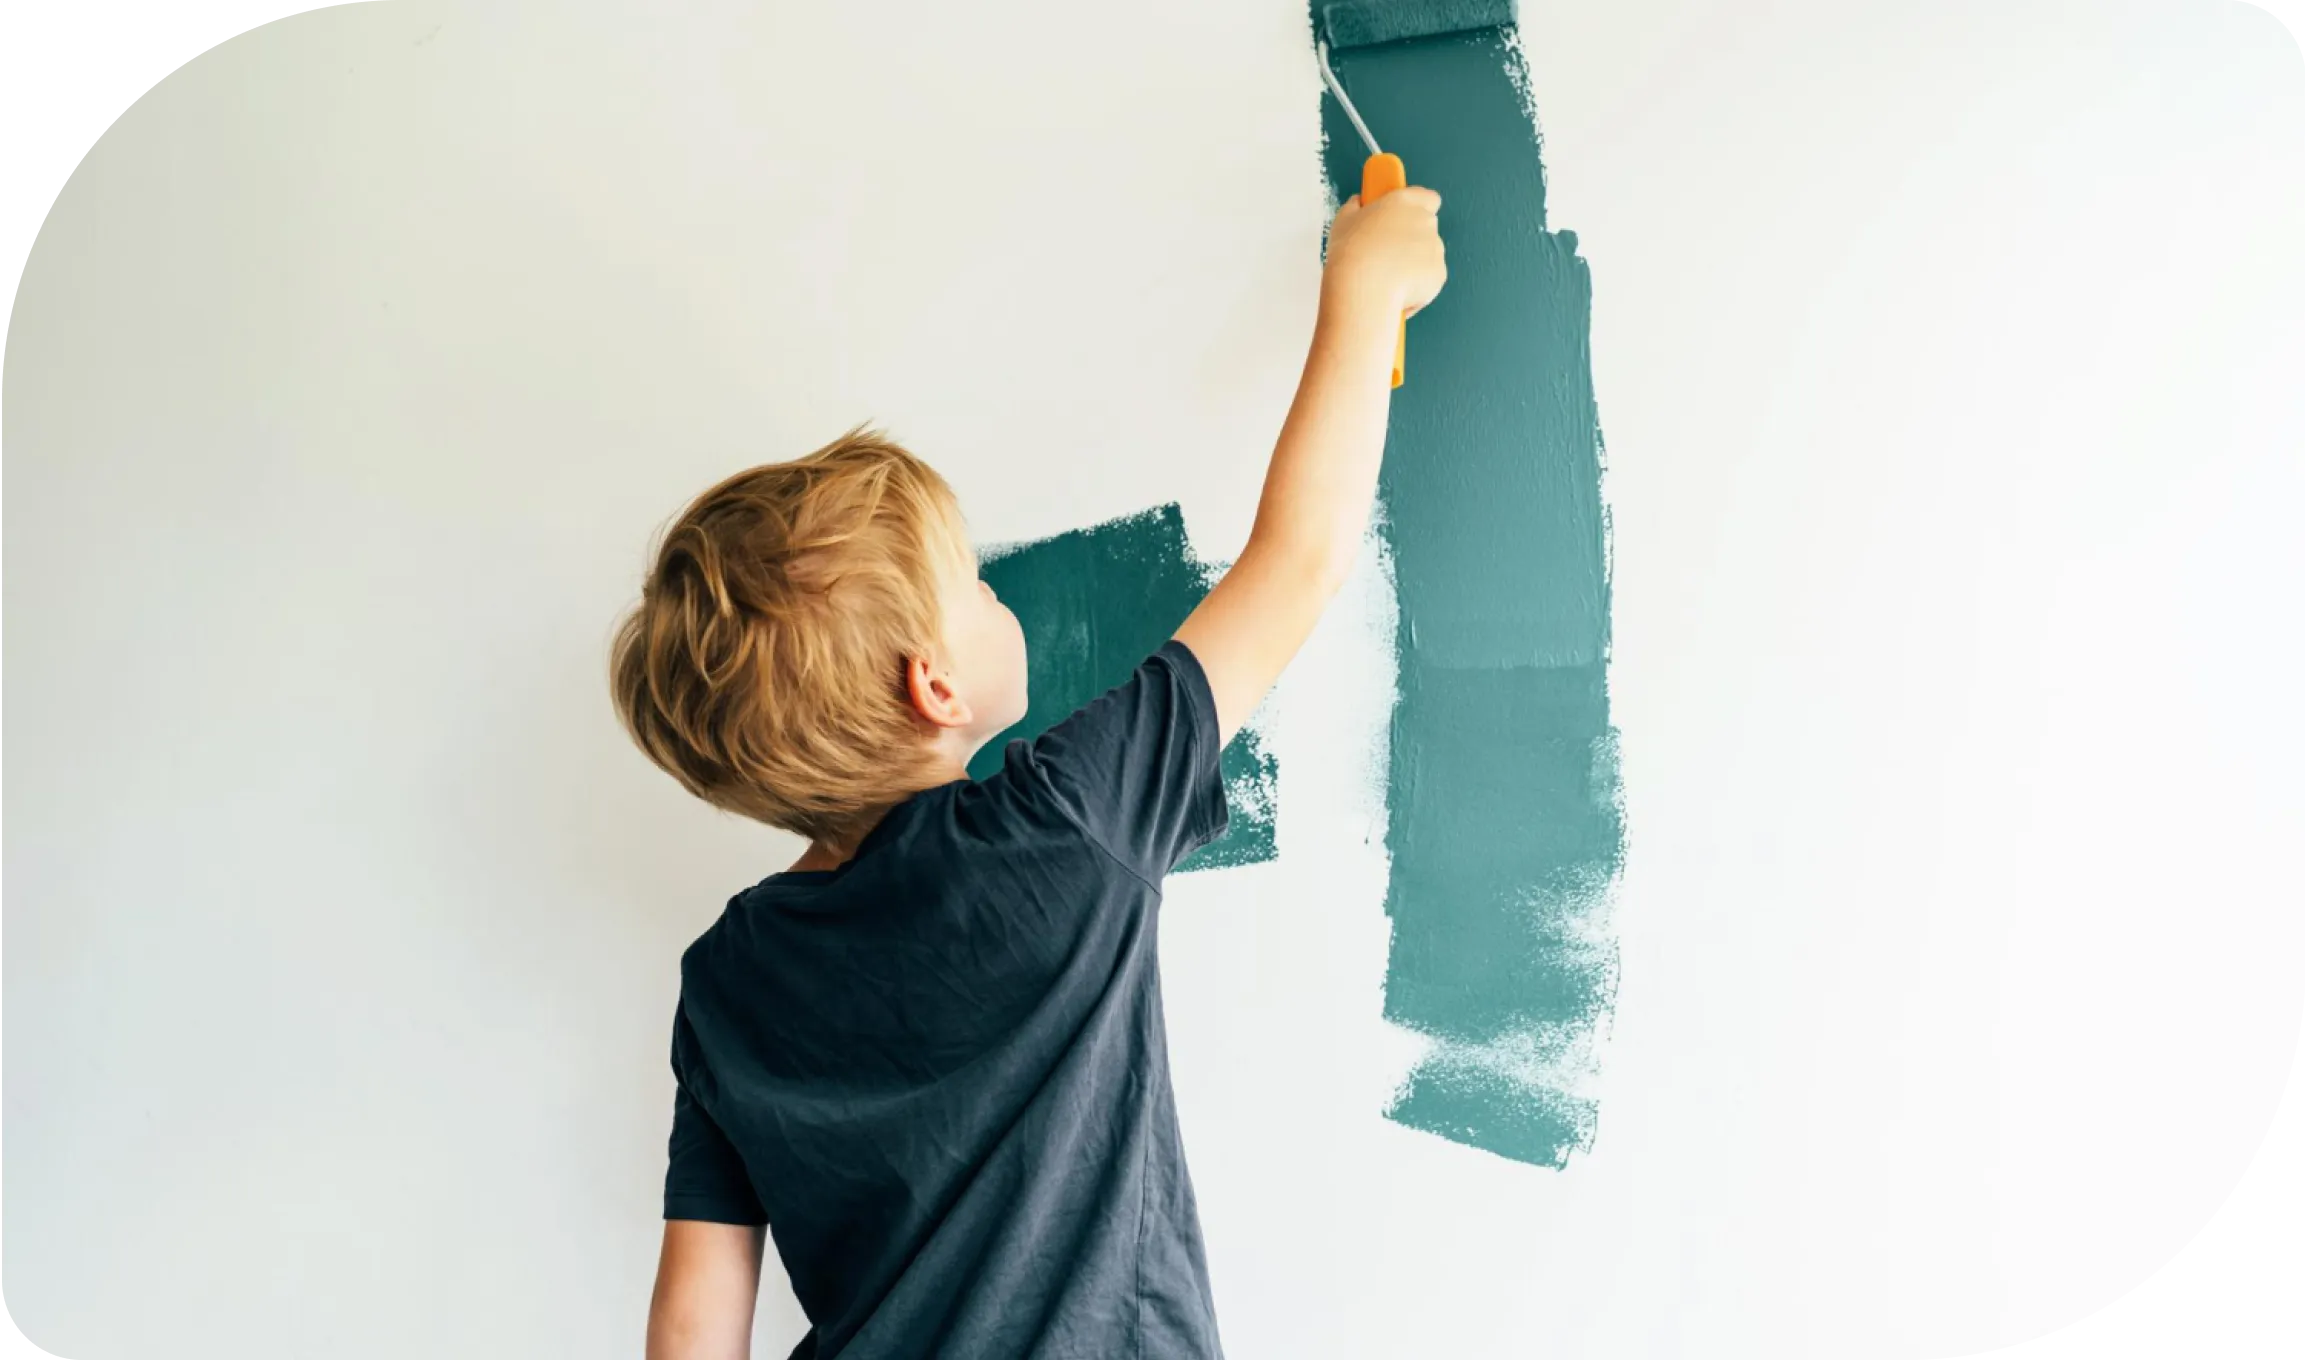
xmin=967 ymin=505 xmax=1278 ymax=873
xmin=1318 ymin=24 xmax=1624 ymax=1166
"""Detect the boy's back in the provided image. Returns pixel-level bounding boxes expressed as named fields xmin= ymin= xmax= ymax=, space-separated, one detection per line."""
xmin=670 ymin=644 xmax=1228 ymax=1357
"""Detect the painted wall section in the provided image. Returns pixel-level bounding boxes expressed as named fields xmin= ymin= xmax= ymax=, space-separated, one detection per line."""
xmin=966 ymin=505 xmax=1278 ymax=873
xmin=1315 ymin=22 xmax=1623 ymax=1167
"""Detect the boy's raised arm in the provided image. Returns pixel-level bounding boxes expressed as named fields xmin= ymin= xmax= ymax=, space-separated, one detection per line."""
xmin=646 ymin=1221 xmax=766 ymax=1360
xmin=1175 ymin=186 xmax=1447 ymax=747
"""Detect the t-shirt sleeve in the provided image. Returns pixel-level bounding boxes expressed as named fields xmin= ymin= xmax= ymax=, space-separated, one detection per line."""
xmin=663 ymin=1005 xmax=767 ymax=1226
xmin=1001 ymin=638 xmax=1231 ymax=882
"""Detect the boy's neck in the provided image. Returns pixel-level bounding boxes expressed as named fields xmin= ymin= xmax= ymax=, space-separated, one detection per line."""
xmin=786 ymin=841 xmax=856 ymax=873
xmin=786 ymin=751 xmax=975 ymax=873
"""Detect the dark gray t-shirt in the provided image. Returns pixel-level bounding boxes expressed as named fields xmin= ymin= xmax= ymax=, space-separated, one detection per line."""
xmin=663 ymin=640 xmax=1231 ymax=1359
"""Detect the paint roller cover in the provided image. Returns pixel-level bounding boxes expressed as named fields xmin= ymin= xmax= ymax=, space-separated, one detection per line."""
xmin=1318 ymin=0 xmax=1517 ymax=49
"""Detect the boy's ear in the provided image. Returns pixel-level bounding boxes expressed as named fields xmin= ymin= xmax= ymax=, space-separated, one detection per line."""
xmin=904 ymin=654 xmax=973 ymax=730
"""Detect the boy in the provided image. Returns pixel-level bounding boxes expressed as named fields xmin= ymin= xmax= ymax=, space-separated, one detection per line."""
xmin=612 ymin=182 xmax=1445 ymax=1359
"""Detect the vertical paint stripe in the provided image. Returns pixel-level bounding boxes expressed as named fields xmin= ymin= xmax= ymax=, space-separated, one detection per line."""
xmin=1315 ymin=21 xmax=1625 ymax=1166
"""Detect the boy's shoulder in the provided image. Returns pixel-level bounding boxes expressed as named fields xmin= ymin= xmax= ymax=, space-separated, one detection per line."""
xmin=960 ymin=640 xmax=1230 ymax=888
xmin=686 ymin=641 xmax=1226 ymax=971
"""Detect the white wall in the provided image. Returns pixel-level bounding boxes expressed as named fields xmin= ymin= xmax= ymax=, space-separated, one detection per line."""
xmin=4 ymin=1 xmax=2299 ymax=1357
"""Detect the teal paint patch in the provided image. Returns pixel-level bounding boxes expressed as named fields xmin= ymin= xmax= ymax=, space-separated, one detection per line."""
xmin=966 ymin=505 xmax=1278 ymax=874
xmin=1316 ymin=22 xmax=1624 ymax=1166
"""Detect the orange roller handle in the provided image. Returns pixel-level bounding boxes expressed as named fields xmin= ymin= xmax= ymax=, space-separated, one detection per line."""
xmin=1360 ymin=151 xmax=1409 ymax=388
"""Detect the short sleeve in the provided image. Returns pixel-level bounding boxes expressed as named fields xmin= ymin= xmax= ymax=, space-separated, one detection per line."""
xmin=1003 ymin=638 xmax=1231 ymax=881
xmin=664 ymin=1005 xmax=767 ymax=1225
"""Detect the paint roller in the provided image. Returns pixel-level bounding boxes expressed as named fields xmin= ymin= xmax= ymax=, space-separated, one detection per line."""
xmin=1314 ymin=0 xmax=1519 ymax=386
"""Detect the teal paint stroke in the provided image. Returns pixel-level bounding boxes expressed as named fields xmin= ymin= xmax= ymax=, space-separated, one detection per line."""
xmin=966 ymin=504 xmax=1278 ymax=873
xmin=1316 ymin=20 xmax=1625 ymax=1166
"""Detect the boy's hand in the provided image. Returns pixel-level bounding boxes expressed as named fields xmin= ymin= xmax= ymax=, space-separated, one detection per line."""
xmin=1321 ymin=186 xmax=1447 ymax=316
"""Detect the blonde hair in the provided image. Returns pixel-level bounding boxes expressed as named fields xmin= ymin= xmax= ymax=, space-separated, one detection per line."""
xmin=608 ymin=425 xmax=970 ymax=852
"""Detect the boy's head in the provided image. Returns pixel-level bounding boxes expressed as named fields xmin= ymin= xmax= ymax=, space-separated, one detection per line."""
xmin=609 ymin=426 xmax=1027 ymax=852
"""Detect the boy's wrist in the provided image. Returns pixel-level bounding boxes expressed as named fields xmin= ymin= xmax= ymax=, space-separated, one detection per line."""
xmin=1317 ymin=266 xmax=1404 ymax=319
xmin=1311 ymin=276 xmax=1405 ymax=373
